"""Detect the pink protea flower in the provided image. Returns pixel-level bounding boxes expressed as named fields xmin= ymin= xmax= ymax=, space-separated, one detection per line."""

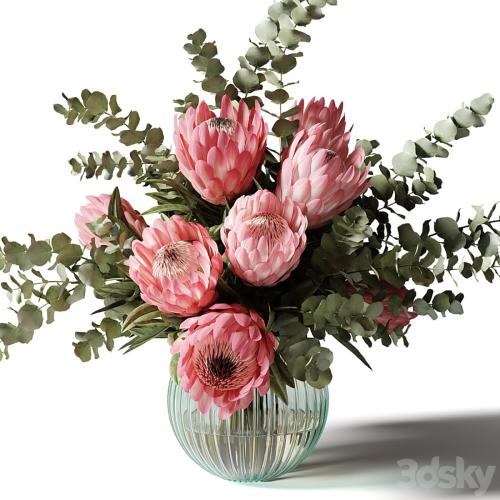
xmin=277 ymin=97 xmax=370 ymax=229
xmin=290 ymin=97 xmax=349 ymax=154
xmin=172 ymin=304 xmax=277 ymax=419
xmin=363 ymin=284 xmax=417 ymax=333
xmin=75 ymin=194 xmax=147 ymax=248
xmin=128 ymin=216 xmax=223 ymax=317
xmin=173 ymin=95 xmax=268 ymax=205
xmin=221 ymin=190 xmax=307 ymax=287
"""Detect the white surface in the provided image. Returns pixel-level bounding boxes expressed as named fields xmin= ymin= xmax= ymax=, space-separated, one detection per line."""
xmin=1 ymin=0 xmax=500 ymax=498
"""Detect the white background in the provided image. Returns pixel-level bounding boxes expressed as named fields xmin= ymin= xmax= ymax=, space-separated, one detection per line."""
xmin=1 ymin=0 xmax=500 ymax=498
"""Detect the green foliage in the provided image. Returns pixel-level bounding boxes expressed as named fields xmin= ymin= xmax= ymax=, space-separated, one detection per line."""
xmin=55 ymin=91 xmax=177 ymax=182
xmin=366 ymin=94 xmax=494 ymax=213
xmin=0 ymin=234 xmax=86 ymax=358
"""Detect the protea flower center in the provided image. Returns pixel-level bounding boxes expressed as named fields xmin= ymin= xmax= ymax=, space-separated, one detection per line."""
xmin=325 ymin=150 xmax=337 ymax=161
xmin=152 ymin=241 xmax=197 ymax=279
xmin=207 ymin=117 xmax=236 ymax=136
xmin=246 ymin=212 xmax=287 ymax=245
xmin=194 ymin=340 xmax=253 ymax=390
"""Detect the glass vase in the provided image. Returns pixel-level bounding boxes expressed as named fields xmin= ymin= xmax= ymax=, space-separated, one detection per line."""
xmin=167 ymin=379 xmax=329 ymax=482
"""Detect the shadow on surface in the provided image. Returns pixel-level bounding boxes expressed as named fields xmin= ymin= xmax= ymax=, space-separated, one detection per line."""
xmin=263 ymin=412 xmax=500 ymax=495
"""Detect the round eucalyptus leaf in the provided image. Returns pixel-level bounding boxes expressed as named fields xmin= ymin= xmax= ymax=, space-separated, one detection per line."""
xmin=308 ymin=0 xmax=327 ymax=6
xmin=434 ymin=217 xmax=460 ymax=241
xmin=271 ymin=54 xmax=297 ymax=74
xmin=18 ymin=304 xmax=43 ymax=331
xmin=27 ymin=241 xmax=52 ymax=267
xmin=392 ymin=152 xmax=418 ymax=177
xmin=433 ymin=119 xmax=458 ymax=143
xmin=265 ymin=89 xmax=289 ymax=104
xmin=291 ymin=5 xmax=311 ymax=25
xmin=278 ymin=28 xmax=300 ymax=47
xmin=432 ymin=293 xmax=451 ymax=313
xmin=307 ymin=5 xmax=325 ymax=19
xmin=453 ymin=108 xmax=477 ymax=128
xmin=200 ymin=43 xmax=217 ymax=59
xmin=233 ymin=69 xmax=260 ymax=93
xmin=51 ymin=233 xmax=71 ymax=252
xmin=470 ymin=93 xmax=494 ymax=115
xmin=255 ymin=19 xmax=278 ymax=42
xmin=479 ymin=232 xmax=500 ymax=257
xmin=205 ymin=58 xmax=225 ymax=76
xmin=272 ymin=118 xmax=299 ymax=137
xmin=268 ymin=2 xmax=290 ymax=21
xmin=245 ymin=46 xmax=271 ymax=67
xmin=85 ymin=92 xmax=108 ymax=115
xmin=78 ymin=262 xmax=105 ymax=289
xmin=264 ymin=70 xmax=281 ymax=87
xmin=201 ymin=75 xmax=227 ymax=93
xmin=277 ymin=13 xmax=294 ymax=29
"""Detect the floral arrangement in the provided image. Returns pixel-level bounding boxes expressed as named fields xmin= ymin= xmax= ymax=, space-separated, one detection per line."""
xmin=0 ymin=0 xmax=497 ymax=419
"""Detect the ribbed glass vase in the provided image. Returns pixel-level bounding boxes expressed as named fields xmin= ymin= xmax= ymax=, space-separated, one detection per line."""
xmin=167 ymin=379 xmax=329 ymax=482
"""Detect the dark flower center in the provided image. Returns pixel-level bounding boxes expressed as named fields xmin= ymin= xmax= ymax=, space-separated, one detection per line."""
xmin=194 ymin=340 xmax=253 ymax=391
xmin=246 ymin=212 xmax=287 ymax=245
xmin=325 ymin=150 xmax=337 ymax=161
xmin=207 ymin=117 xmax=236 ymax=136
xmin=152 ymin=241 xmax=196 ymax=279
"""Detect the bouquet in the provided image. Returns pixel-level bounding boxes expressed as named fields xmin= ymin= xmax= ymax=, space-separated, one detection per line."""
xmin=1 ymin=0 xmax=497 ymax=422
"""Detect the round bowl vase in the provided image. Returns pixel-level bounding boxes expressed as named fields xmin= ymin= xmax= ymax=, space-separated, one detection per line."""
xmin=167 ymin=380 xmax=329 ymax=482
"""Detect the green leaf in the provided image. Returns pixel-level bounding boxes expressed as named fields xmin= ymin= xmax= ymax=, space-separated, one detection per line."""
xmin=271 ymin=54 xmax=297 ymax=74
xmin=265 ymin=89 xmax=289 ymax=104
xmin=74 ymin=342 xmax=92 ymax=362
xmin=433 ymin=120 xmax=457 ymax=143
xmin=398 ymin=224 xmax=421 ymax=252
xmin=270 ymin=362 xmax=289 ymax=404
xmin=233 ymin=69 xmax=260 ymax=93
xmin=51 ymin=233 xmax=71 ymax=252
xmin=145 ymin=127 xmax=164 ymax=149
xmin=272 ymin=118 xmax=299 ymax=137
xmin=245 ymin=47 xmax=271 ymax=68
xmin=109 ymin=95 xmax=121 ymax=115
xmin=370 ymin=175 xmax=394 ymax=201
xmin=291 ymin=5 xmax=312 ymax=25
xmin=392 ymin=152 xmax=418 ymax=177
xmin=188 ymin=28 xmax=206 ymax=46
xmin=78 ymin=262 xmax=105 ymax=289
xmin=331 ymin=332 xmax=372 ymax=369
xmin=56 ymin=244 xmax=83 ymax=267
xmin=206 ymin=58 xmax=225 ymax=76
xmin=27 ymin=241 xmax=52 ymax=267
xmin=122 ymin=303 xmax=161 ymax=333
xmin=255 ymin=19 xmax=278 ymax=42
xmin=453 ymin=108 xmax=477 ymax=128
xmin=449 ymin=300 xmax=464 ymax=315
xmin=470 ymin=93 xmax=494 ymax=116
xmin=85 ymin=91 xmax=108 ymax=115
xmin=278 ymin=28 xmax=300 ymax=47
xmin=18 ymin=303 xmax=43 ymax=331
xmin=478 ymin=232 xmax=499 ymax=257
xmin=434 ymin=217 xmax=460 ymax=241
xmin=119 ymin=130 xmax=146 ymax=146
xmin=432 ymin=293 xmax=451 ymax=313
xmin=201 ymin=75 xmax=227 ymax=93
